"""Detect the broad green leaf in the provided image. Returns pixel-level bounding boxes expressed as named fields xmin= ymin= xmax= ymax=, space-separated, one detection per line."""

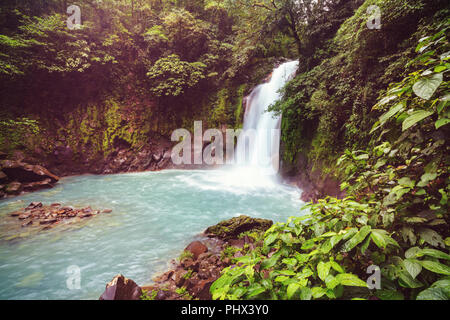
xmin=311 ymin=287 xmax=327 ymax=299
xmin=317 ymin=261 xmax=331 ymax=281
xmin=300 ymin=287 xmax=312 ymax=300
xmin=264 ymin=233 xmax=278 ymax=246
xmin=435 ymin=118 xmax=450 ymax=129
xmin=419 ymin=228 xmax=445 ymax=248
xmin=402 ymin=110 xmax=434 ymax=131
xmin=416 ymin=287 xmax=447 ymax=300
xmin=370 ymin=229 xmax=389 ymax=249
xmin=398 ymin=271 xmax=424 ymax=288
xmin=342 ymin=226 xmax=372 ymax=252
xmin=379 ymin=102 xmax=405 ymax=125
xmin=431 ymin=279 xmax=450 ymax=297
xmin=331 ymin=261 xmax=345 ymax=274
xmin=336 ymin=273 xmax=367 ymax=287
xmin=412 ymin=73 xmax=443 ymax=100
xmin=375 ymin=289 xmax=404 ymax=300
xmin=405 ymin=247 xmax=421 ymax=259
xmin=246 ymin=285 xmax=266 ymax=298
xmin=325 ymin=275 xmax=340 ymax=289
xmin=419 ymin=260 xmax=450 ymax=275
xmin=287 ymin=283 xmax=300 ymax=299
xmin=398 ymin=177 xmax=415 ymax=188
xmin=404 ymin=259 xmax=422 ymax=279
xmin=416 ymin=248 xmax=450 ymax=260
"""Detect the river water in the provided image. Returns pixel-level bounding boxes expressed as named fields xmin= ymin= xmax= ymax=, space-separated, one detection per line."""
xmin=0 ymin=169 xmax=306 ymax=300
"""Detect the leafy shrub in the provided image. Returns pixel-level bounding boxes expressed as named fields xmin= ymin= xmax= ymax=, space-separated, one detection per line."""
xmin=211 ymin=17 xmax=449 ymax=301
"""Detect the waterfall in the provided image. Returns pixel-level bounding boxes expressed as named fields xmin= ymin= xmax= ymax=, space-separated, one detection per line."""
xmin=235 ymin=60 xmax=299 ymax=176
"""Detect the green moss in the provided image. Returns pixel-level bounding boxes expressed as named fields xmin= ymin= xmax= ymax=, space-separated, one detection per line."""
xmin=205 ymin=215 xmax=273 ymax=241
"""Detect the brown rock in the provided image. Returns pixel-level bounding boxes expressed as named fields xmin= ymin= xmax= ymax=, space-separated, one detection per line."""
xmin=18 ymin=213 xmax=31 ymax=220
xmin=153 ymin=270 xmax=174 ymax=283
xmin=26 ymin=202 xmax=43 ymax=211
xmin=1 ymin=160 xmax=59 ymax=184
xmin=10 ymin=211 xmax=22 ymax=217
xmin=173 ymin=269 xmax=188 ymax=287
xmin=5 ymin=181 xmax=22 ymax=195
xmin=100 ymin=275 xmax=142 ymax=300
xmin=185 ymin=241 xmax=208 ymax=260
xmin=102 ymin=209 xmax=113 ymax=213
xmin=40 ymin=218 xmax=57 ymax=225
xmin=191 ymin=279 xmax=214 ymax=300
xmin=22 ymin=220 xmax=33 ymax=227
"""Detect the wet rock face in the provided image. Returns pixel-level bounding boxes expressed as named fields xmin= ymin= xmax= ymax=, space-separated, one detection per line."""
xmin=204 ymin=215 xmax=273 ymax=241
xmin=0 ymin=160 xmax=60 ymax=198
xmin=100 ymin=275 xmax=142 ymax=300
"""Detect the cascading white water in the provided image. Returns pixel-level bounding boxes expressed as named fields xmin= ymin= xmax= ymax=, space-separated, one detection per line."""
xmin=235 ymin=60 xmax=299 ymax=177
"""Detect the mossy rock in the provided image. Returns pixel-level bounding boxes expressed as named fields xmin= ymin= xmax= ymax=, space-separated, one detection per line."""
xmin=205 ymin=215 xmax=273 ymax=241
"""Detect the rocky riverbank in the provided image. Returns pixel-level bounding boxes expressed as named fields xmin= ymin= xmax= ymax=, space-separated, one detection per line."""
xmin=99 ymin=216 xmax=273 ymax=300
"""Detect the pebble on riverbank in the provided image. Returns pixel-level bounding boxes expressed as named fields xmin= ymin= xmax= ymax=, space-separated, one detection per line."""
xmin=7 ymin=202 xmax=113 ymax=232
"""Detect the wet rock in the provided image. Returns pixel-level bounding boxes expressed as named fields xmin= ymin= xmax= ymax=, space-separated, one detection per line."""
xmin=181 ymin=258 xmax=196 ymax=271
xmin=18 ymin=213 xmax=31 ymax=220
xmin=1 ymin=160 xmax=59 ymax=184
xmin=22 ymin=179 xmax=53 ymax=192
xmin=40 ymin=218 xmax=57 ymax=225
xmin=153 ymin=270 xmax=174 ymax=283
xmin=185 ymin=241 xmax=208 ymax=260
xmin=100 ymin=275 xmax=142 ymax=300
xmin=205 ymin=215 xmax=273 ymax=241
xmin=79 ymin=212 xmax=93 ymax=218
xmin=152 ymin=153 xmax=162 ymax=162
xmin=5 ymin=181 xmax=22 ymax=195
xmin=10 ymin=211 xmax=22 ymax=217
xmin=173 ymin=269 xmax=188 ymax=287
xmin=26 ymin=202 xmax=43 ymax=211
xmin=191 ymin=280 xmax=214 ymax=300
xmin=22 ymin=220 xmax=33 ymax=227
xmin=229 ymin=239 xmax=245 ymax=248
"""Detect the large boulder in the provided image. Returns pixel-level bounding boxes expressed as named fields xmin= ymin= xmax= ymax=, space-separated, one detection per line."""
xmin=99 ymin=275 xmax=142 ymax=300
xmin=204 ymin=215 xmax=273 ymax=241
xmin=185 ymin=241 xmax=208 ymax=260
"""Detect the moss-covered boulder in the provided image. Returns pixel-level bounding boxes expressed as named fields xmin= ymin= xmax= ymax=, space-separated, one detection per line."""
xmin=204 ymin=215 xmax=273 ymax=241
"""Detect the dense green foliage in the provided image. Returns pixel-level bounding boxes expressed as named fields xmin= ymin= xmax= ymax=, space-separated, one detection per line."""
xmin=0 ymin=0 xmax=298 ymax=158
xmin=0 ymin=0 xmax=448 ymax=301
xmin=211 ymin=5 xmax=449 ymax=300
